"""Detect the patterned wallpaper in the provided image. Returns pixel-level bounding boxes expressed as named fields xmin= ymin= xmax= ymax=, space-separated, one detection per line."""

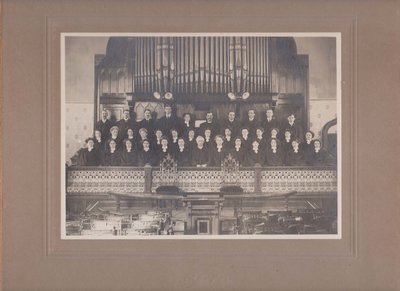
xmin=65 ymin=103 xmax=94 ymax=161
xmin=309 ymin=99 xmax=337 ymax=138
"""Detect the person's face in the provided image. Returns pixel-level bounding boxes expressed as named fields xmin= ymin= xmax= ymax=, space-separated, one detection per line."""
xmin=288 ymin=114 xmax=295 ymax=123
xmin=109 ymin=140 xmax=116 ymax=149
xmin=305 ymin=132 xmax=312 ymax=140
xmin=144 ymin=110 xmax=151 ymax=119
xmin=271 ymin=129 xmax=277 ymax=137
xmin=143 ymin=141 xmax=150 ymax=149
xmin=256 ymin=129 xmax=263 ymax=138
xmin=87 ymin=140 xmax=94 ymax=149
xmin=228 ymin=112 xmax=235 ymax=121
xmin=188 ymin=130 xmax=195 ymax=139
xmin=206 ymin=113 xmax=213 ymax=122
xmin=248 ymin=110 xmax=255 ymax=119
xmin=123 ymin=110 xmax=130 ymax=119
xmin=224 ymin=128 xmax=231 ymax=136
xmin=197 ymin=138 xmax=205 ymax=147
xmin=125 ymin=140 xmax=132 ymax=149
xmin=205 ymin=130 xmax=211 ymax=138
xmin=140 ymin=130 xmax=147 ymax=139
xmin=252 ymin=141 xmax=259 ymax=149
xmin=242 ymin=129 xmax=249 ymax=137
xmin=102 ymin=111 xmax=108 ymax=119
xmin=215 ymin=137 xmax=223 ymax=146
xmin=161 ymin=139 xmax=168 ymax=147
xmin=111 ymin=128 xmax=119 ymax=136
xmin=178 ymin=139 xmax=185 ymax=147
xmin=314 ymin=141 xmax=321 ymax=150
xmin=235 ymin=139 xmax=241 ymax=147
xmin=94 ymin=130 xmax=101 ymax=139
xmin=285 ymin=131 xmax=291 ymax=139
xmin=266 ymin=110 xmax=273 ymax=119
xmin=155 ymin=130 xmax=162 ymax=138
xmin=127 ymin=129 xmax=134 ymax=137
xmin=271 ymin=139 xmax=277 ymax=147
xmin=184 ymin=114 xmax=190 ymax=122
xmin=164 ymin=106 xmax=172 ymax=115
xmin=171 ymin=130 xmax=178 ymax=138
xmin=292 ymin=141 xmax=299 ymax=149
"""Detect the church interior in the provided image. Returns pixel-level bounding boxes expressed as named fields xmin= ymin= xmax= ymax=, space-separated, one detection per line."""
xmin=65 ymin=35 xmax=338 ymax=236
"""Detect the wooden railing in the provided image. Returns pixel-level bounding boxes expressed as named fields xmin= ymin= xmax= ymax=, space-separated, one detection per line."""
xmin=66 ymin=165 xmax=337 ymax=195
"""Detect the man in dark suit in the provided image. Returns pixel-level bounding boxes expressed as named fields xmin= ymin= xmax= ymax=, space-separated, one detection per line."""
xmin=221 ymin=111 xmax=241 ymax=138
xmin=242 ymin=109 xmax=260 ymax=138
xmin=281 ymin=113 xmax=303 ymax=140
xmin=261 ymin=108 xmax=279 ymax=138
xmin=95 ymin=109 xmax=113 ymax=141
xmin=116 ymin=109 xmax=135 ymax=140
xmin=156 ymin=103 xmax=180 ymax=138
xmin=199 ymin=111 xmax=220 ymax=137
xmin=137 ymin=109 xmax=155 ymax=140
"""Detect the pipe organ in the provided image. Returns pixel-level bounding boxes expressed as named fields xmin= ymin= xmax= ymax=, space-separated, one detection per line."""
xmin=94 ymin=36 xmax=309 ymax=124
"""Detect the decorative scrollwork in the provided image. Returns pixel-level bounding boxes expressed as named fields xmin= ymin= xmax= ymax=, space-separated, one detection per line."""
xmin=221 ymin=154 xmax=240 ymax=185
xmin=159 ymin=154 xmax=178 ymax=185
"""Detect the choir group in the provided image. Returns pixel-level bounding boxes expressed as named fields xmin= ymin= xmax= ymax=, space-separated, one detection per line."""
xmin=72 ymin=103 xmax=332 ymax=168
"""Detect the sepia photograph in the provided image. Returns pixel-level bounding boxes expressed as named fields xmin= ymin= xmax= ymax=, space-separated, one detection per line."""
xmin=62 ymin=33 xmax=340 ymax=238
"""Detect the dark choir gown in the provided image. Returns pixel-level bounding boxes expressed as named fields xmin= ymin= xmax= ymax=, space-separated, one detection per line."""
xmin=300 ymin=141 xmax=314 ymax=156
xmin=94 ymin=138 xmax=106 ymax=153
xmin=306 ymin=149 xmax=329 ymax=166
xmin=175 ymin=147 xmax=191 ymax=166
xmin=137 ymin=148 xmax=157 ymax=166
xmin=104 ymin=150 xmax=121 ymax=166
xmin=191 ymin=146 xmax=210 ymax=166
xmin=77 ymin=148 xmax=100 ymax=166
xmin=245 ymin=149 xmax=266 ymax=167
xmin=223 ymin=137 xmax=235 ymax=151
xmin=116 ymin=119 xmax=135 ymax=140
xmin=242 ymin=119 xmax=260 ymax=137
xmin=169 ymin=139 xmax=179 ymax=155
xmin=186 ymin=138 xmax=197 ymax=155
xmin=137 ymin=118 xmax=155 ymax=137
xmin=265 ymin=148 xmax=285 ymax=166
xmin=221 ymin=120 xmax=241 ymax=137
xmin=152 ymin=138 xmax=163 ymax=152
xmin=255 ymin=137 xmax=268 ymax=152
xmin=120 ymin=149 xmax=137 ymax=166
xmin=228 ymin=147 xmax=246 ymax=166
xmin=282 ymin=139 xmax=293 ymax=153
xmin=208 ymin=147 xmax=228 ymax=167
xmin=95 ymin=119 xmax=113 ymax=140
xmin=285 ymin=149 xmax=306 ymax=166
xmin=240 ymin=137 xmax=252 ymax=151
xmin=204 ymin=138 xmax=212 ymax=150
xmin=261 ymin=118 xmax=279 ymax=138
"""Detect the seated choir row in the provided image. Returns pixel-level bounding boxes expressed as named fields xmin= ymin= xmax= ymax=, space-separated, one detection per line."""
xmin=74 ymin=125 xmax=331 ymax=167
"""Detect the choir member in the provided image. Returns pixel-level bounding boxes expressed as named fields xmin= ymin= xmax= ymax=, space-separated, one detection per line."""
xmin=229 ymin=137 xmax=246 ymax=165
xmin=93 ymin=129 xmax=106 ymax=153
xmin=306 ymin=140 xmax=329 ymax=166
xmin=221 ymin=111 xmax=241 ymax=137
xmin=242 ymin=109 xmax=260 ymax=138
xmin=245 ymin=140 xmax=266 ymax=166
xmin=265 ymin=138 xmax=285 ymax=166
xmin=223 ymin=127 xmax=234 ymax=150
xmin=281 ymin=113 xmax=303 ymax=140
xmin=204 ymin=128 xmax=213 ymax=149
xmin=186 ymin=128 xmax=197 ymax=154
xmin=191 ymin=136 xmax=210 ymax=167
xmin=261 ymin=108 xmax=279 ymax=138
xmin=180 ymin=113 xmax=195 ymax=137
xmin=255 ymin=127 xmax=267 ymax=151
xmin=120 ymin=139 xmax=138 ymax=166
xmin=300 ymin=130 xmax=315 ymax=155
xmin=106 ymin=126 xmax=122 ymax=151
xmin=137 ymin=128 xmax=149 ymax=151
xmin=116 ymin=109 xmax=135 ymax=140
xmin=95 ymin=109 xmax=113 ymax=141
xmin=285 ymin=139 xmax=306 ymax=166
xmin=152 ymin=128 xmax=163 ymax=152
xmin=170 ymin=128 xmax=180 ymax=154
xmin=269 ymin=127 xmax=280 ymax=141
xmin=156 ymin=103 xmax=180 ymax=138
xmin=157 ymin=136 xmax=173 ymax=163
xmin=137 ymin=139 xmax=157 ymax=166
xmin=209 ymin=135 xmax=228 ymax=167
xmin=137 ymin=109 xmax=155 ymax=139
xmin=125 ymin=128 xmax=136 ymax=149
xmin=239 ymin=127 xmax=251 ymax=150
xmin=175 ymin=138 xmax=190 ymax=166
xmin=282 ymin=129 xmax=293 ymax=153
xmin=104 ymin=139 xmax=121 ymax=166
xmin=77 ymin=138 xmax=101 ymax=166
xmin=199 ymin=112 xmax=220 ymax=136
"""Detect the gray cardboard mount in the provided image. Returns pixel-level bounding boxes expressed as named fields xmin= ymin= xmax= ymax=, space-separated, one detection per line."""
xmin=2 ymin=1 xmax=400 ymax=290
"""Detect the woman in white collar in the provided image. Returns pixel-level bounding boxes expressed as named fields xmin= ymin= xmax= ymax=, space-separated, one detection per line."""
xmin=228 ymin=137 xmax=245 ymax=165
xmin=120 ymin=139 xmax=137 ymax=166
xmin=104 ymin=139 xmax=121 ymax=166
xmin=285 ymin=138 xmax=305 ymax=166
xmin=265 ymin=138 xmax=284 ymax=166
xmin=175 ymin=137 xmax=190 ymax=166
xmin=223 ymin=127 xmax=234 ymax=150
xmin=245 ymin=140 xmax=266 ymax=167
xmin=300 ymin=130 xmax=315 ymax=154
xmin=306 ymin=139 xmax=330 ymax=166
xmin=157 ymin=136 xmax=172 ymax=163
